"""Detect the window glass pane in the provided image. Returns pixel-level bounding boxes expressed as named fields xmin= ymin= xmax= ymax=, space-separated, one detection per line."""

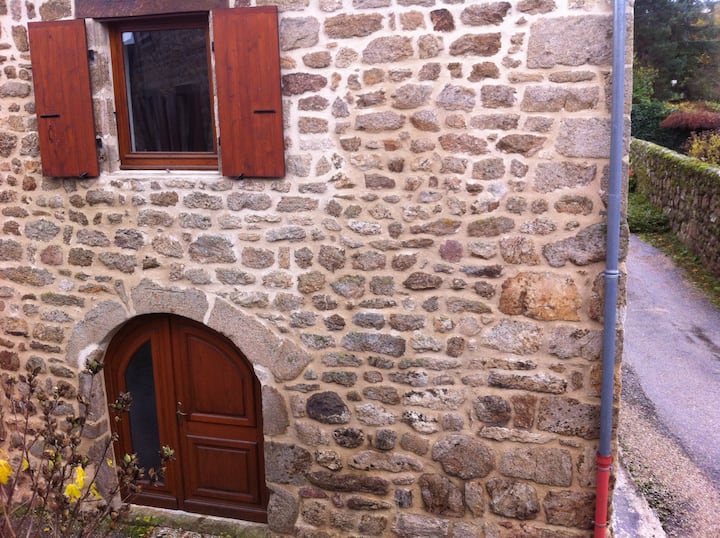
xmin=125 ymin=340 xmax=162 ymax=473
xmin=122 ymin=28 xmax=213 ymax=152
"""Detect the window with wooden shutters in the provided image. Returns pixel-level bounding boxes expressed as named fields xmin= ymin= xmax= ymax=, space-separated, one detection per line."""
xmin=28 ymin=20 xmax=99 ymax=178
xmin=109 ymin=14 xmax=218 ymax=170
xmin=28 ymin=7 xmax=285 ymax=178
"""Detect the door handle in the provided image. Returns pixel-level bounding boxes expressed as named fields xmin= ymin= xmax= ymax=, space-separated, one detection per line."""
xmin=176 ymin=401 xmax=189 ymax=425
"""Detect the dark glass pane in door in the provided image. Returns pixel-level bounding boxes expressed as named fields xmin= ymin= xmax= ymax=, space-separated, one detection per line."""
xmin=122 ymin=28 xmax=213 ymax=152
xmin=125 ymin=340 xmax=161 ymax=473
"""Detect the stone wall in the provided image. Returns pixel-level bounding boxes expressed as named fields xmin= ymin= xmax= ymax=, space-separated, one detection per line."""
xmin=632 ymin=138 xmax=720 ymax=279
xmin=0 ymin=0 xmax=630 ymax=536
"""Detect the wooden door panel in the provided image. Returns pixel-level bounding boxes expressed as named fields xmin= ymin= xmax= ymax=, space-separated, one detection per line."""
xmin=180 ymin=333 xmax=254 ymax=423
xmin=184 ymin=435 xmax=263 ymax=501
xmin=105 ymin=314 xmax=267 ymax=522
xmin=103 ymin=316 xmax=181 ymax=508
xmin=182 ymin=434 xmax=267 ymax=521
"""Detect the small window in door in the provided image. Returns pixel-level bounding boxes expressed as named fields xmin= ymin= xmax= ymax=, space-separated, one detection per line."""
xmin=109 ymin=14 xmax=217 ymax=170
xmin=124 ymin=340 xmax=162 ymax=473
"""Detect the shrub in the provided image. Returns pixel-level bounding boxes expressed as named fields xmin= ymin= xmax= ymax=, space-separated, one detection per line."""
xmin=631 ymin=101 xmax=686 ymax=150
xmin=660 ymin=110 xmax=720 ymax=130
xmin=0 ymin=360 xmax=174 ymax=538
xmin=683 ymin=129 xmax=720 ymax=165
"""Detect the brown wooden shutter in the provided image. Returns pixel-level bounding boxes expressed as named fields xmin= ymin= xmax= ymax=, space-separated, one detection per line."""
xmin=28 ymin=20 xmax=99 ymax=178
xmin=213 ymin=7 xmax=285 ymax=178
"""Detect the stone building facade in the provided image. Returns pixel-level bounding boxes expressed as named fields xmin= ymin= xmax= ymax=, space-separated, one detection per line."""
xmin=0 ymin=0 xmax=630 ymax=536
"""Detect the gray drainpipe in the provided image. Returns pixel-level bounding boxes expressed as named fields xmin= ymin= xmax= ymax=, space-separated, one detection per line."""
xmin=594 ymin=0 xmax=627 ymax=536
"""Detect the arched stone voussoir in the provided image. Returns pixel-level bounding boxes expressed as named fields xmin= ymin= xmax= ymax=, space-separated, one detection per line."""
xmin=130 ymin=279 xmax=210 ymax=322
xmin=65 ymin=300 xmax=129 ymax=370
xmin=207 ymin=299 xmax=312 ymax=382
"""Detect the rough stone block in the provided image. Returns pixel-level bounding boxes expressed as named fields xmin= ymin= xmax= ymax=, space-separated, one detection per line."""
xmin=556 ymin=118 xmax=612 ymax=158
xmin=527 ymin=16 xmax=613 ymax=68
xmin=486 ymin=477 xmax=540 ymax=520
xmin=537 ymin=397 xmax=601 ymax=439
xmin=500 ymin=447 xmax=573 ymax=486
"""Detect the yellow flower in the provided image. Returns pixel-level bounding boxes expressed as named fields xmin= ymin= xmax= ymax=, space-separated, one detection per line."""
xmin=64 ymin=483 xmax=81 ymax=503
xmin=22 ymin=459 xmax=29 ymax=471
xmin=63 ymin=465 xmax=87 ymax=502
xmin=90 ymin=482 xmax=101 ymax=500
xmin=0 ymin=459 xmax=12 ymax=485
xmin=74 ymin=466 xmax=86 ymax=489
xmin=106 ymin=458 xmax=114 ymax=468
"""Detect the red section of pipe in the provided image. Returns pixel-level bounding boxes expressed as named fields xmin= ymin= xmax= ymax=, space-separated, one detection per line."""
xmin=594 ymin=453 xmax=613 ymax=538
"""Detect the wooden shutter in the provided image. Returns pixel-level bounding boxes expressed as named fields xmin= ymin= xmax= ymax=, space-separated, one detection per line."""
xmin=28 ymin=20 xmax=98 ymax=178
xmin=213 ymin=7 xmax=285 ymax=178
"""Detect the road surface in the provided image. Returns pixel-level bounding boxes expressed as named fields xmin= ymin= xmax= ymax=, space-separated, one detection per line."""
xmin=617 ymin=235 xmax=720 ymax=537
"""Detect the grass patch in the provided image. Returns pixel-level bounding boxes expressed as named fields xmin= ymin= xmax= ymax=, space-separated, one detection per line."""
xmin=627 ymin=190 xmax=671 ymax=234
xmin=111 ymin=515 xmax=162 ymax=538
xmin=628 ymin=190 xmax=720 ymax=309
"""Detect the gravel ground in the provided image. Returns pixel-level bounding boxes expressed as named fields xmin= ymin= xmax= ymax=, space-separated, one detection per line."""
xmin=619 ymin=362 xmax=720 ymax=538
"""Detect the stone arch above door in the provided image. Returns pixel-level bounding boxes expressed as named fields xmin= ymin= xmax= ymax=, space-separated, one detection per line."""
xmin=65 ymin=279 xmax=313 ymax=384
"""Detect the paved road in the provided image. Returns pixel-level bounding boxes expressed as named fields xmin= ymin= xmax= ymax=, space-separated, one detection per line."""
xmin=624 ymin=235 xmax=720 ymax=483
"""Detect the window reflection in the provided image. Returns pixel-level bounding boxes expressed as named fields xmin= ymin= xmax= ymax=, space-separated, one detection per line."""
xmin=125 ymin=340 xmax=162 ymax=473
xmin=122 ymin=28 xmax=213 ymax=153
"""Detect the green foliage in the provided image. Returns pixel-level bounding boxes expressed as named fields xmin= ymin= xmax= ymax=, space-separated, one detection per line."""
xmin=113 ymin=515 xmax=162 ymax=538
xmin=631 ymin=100 xmax=668 ymax=140
xmin=632 ymin=60 xmax=659 ymax=104
xmin=631 ymin=100 xmax=688 ymax=150
xmin=627 ymin=190 xmax=671 ymax=234
xmin=683 ymin=129 xmax=720 ymax=164
xmin=631 ymin=99 xmax=720 ymax=152
xmin=634 ymin=0 xmax=720 ymax=101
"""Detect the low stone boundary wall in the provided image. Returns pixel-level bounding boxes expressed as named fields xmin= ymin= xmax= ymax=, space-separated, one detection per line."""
xmin=631 ymin=138 xmax=720 ymax=278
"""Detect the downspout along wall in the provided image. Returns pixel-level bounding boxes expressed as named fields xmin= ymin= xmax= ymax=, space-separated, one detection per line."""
xmin=596 ymin=0 xmax=631 ymax=536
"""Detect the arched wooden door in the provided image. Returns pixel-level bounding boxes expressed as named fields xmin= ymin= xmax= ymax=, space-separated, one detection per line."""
xmin=104 ymin=314 xmax=268 ymax=522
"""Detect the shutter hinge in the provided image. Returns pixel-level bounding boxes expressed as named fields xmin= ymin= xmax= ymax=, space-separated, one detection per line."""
xmin=88 ymin=49 xmax=95 ymax=62
xmin=211 ymin=41 xmax=214 ymax=52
